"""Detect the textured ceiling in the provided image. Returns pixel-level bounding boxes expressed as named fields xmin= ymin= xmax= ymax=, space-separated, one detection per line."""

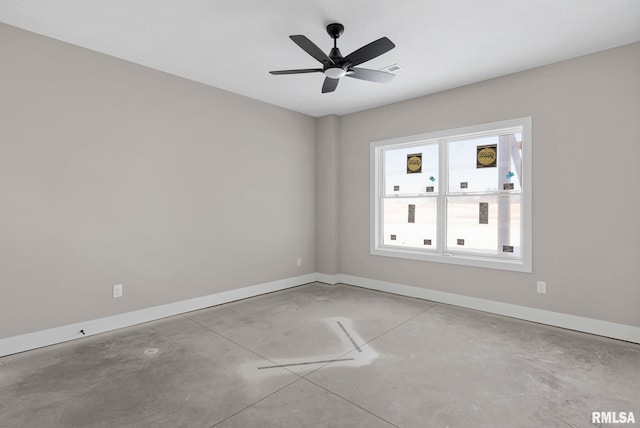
xmin=1 ymin=0 xmax=639 ymax=117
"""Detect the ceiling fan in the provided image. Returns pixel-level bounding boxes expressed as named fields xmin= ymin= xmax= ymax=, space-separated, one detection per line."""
xmin=269 ymin=23 xmax=396 ymax=93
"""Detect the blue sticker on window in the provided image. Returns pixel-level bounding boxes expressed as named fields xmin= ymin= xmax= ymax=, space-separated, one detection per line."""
xmin=429 ymin=176 xmax=436 ymax=182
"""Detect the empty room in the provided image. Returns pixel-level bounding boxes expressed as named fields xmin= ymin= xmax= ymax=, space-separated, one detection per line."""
xmin=1 ymin=1 xmax=639 ymax=427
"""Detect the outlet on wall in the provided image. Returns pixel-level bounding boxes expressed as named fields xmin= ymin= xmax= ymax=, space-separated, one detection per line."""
xmin=296 ymin=257 xmax=302 ymax=267
xmin=113 ymin=284 xmax=123 ymax=298
xmin=536 ymin=281 xmax=547 ymax=294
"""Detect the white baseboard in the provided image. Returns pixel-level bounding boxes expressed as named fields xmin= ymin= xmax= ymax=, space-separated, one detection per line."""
xmin=2 ymin=272 xmax=638 ymax=357
xmin=338 ymin=274 xmax=640 ymax=344
xmin=0 ymin=273 xmax=317 ymax=358
xmin=315 ymin=273 xmax=340 ymax=285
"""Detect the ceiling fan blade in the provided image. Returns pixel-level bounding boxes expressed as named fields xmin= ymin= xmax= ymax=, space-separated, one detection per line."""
xmin=322 ymin=77 xmax=339 ymax=93
xmin=343 ymin=37 xmax=395 ymax=66
xmin=290 ymin=35 xmax=333 ymax=65
xmin=270 ymin=68 xmax=323 ymax=75
xmin=347 ymin=67 xmax=395 ymax=83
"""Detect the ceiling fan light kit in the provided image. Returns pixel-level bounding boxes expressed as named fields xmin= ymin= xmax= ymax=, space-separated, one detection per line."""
xmin=324 ymin=67 xmax=347 ymax=79
xmin=269 ymin=23 xmax=396 ymax=93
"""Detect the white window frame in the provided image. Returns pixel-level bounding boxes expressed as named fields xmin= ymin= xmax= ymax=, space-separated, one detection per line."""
xmin=370 ymin=117 xmax=532 ymax=272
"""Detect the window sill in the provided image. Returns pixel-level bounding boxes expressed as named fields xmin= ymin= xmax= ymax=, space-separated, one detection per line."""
xmin=371 ymin=246 xmax=531 ymax=273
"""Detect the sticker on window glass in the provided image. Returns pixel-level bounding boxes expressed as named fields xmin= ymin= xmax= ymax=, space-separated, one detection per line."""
xmin=429 ymin=176 xmax=436 ymax=182
xmin=426 ymin=186 xmax=434 ymax=192
xmin=503 ymin=245 xmax=514 ymax=253
xmin=460 ymin=182 xmax=468 ymax=189
xmin=479 ymin=202 xmax=489 ymax=224
xmin=424 ymin=239 xmax=432 ymax=245
xmin=503 ymin=183 xmax=515 ymax=190
xmin=457 ymin=239 xmax=465 ymax=246
xmin=390 ymin=234 xmax=397 ymax=240
xmin=393 ymin=185 xmax=400 ymax=191
xmin=476 ymin=144 xmax=497 ymax=168
xmin=406 ymin=153 xmax=422 ymax=174
xmin=408 ymin=204 xmax=415 ymax=223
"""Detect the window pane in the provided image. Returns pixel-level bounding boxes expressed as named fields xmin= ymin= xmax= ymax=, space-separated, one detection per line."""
xmin=446 ymin=195 xmax=499 ymax=255
xmin=384 ymin=143 xmax=439 ymax=195
xmin=383 ymin=197 xmax=437 ymax=249
xmin=448 ymin=133 xmax=522 ymax=193
xmin=446 ymin=195 xmax=521 ymax=258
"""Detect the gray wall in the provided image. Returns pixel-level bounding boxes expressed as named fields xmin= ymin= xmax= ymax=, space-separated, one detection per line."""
xmin=315 ymin=115 xmax=340 ymax=275
xmin=333 ymin=42 xmax=640 ymax=327
xmin=2 ymin=22 xmax=638 ymax=341
xmin=0 ymin=24 xmax=316 ymax=338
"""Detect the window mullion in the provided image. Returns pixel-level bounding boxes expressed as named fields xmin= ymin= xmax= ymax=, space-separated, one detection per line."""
xmin=437 ymin=139 xmax=447 ymax=255
xmin=378 ymin=148 xmax=386 ymax=246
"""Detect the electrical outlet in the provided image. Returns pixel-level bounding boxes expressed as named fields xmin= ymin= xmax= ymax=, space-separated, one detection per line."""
xmin=113 ymin=284 xmax=123 ymax=298
xmin=536 ymin=281 xmax=547 ymax=294
xmin=296 ymin=257 xmax=302 ymax=267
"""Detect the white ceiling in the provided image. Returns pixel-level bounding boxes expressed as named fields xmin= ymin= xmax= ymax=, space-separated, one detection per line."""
xmin=2 ymin=1 xmax=640 ymax=117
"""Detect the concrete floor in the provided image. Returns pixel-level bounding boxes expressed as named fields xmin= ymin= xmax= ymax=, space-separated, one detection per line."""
xmin=1 ymin=283 xmax=638 ymax=428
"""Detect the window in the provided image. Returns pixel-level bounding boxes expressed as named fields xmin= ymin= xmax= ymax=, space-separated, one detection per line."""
xmin=370 ymin=117 xmax=531 ymax=272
